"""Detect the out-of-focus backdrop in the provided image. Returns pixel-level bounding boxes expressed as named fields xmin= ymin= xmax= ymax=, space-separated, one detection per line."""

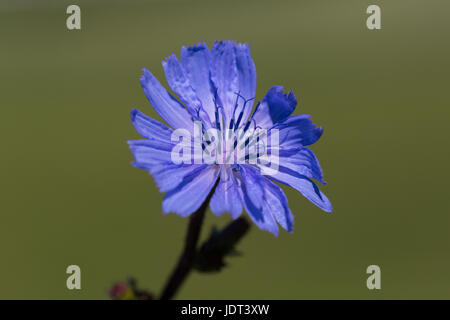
xmin=1 ymin=0 xmax=449 ymax=299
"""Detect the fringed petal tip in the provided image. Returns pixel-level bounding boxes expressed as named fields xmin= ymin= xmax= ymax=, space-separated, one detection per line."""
xmin=139 ymin=68 xmax=149 ymax=81
xmin=213 ymin=40 xmax=249 ymax=48
xmin=130 ymin=108 xmax=139 ymax=121
xmin=182 ymin=40 xmax=209 ymax=52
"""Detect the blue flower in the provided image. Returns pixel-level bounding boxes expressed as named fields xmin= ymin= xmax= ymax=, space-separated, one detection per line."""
xmin=128 ymin=41 xmax=332 ymax=236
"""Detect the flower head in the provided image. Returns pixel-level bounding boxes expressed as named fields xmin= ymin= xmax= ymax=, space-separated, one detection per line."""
xmin=128 ymin=40 xmax=332 ymax=236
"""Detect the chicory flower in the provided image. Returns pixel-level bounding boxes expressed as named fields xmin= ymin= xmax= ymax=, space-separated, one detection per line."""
xmin=128 ymin=41 xmax=332 ymax=236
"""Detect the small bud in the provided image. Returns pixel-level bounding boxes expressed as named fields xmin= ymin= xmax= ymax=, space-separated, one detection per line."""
xmin=109 ymin=278 xmax=154 ymax=300
xmin=109 ymin=282 xmax=134 ymax=300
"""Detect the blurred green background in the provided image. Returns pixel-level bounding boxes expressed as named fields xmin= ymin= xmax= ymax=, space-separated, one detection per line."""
xmin=1 ymin=0 xmax=449 ymax=299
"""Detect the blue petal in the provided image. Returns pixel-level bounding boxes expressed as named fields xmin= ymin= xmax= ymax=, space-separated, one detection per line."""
xmin=261 ymin=147 xmax=325 ymax=184
xmin=211 ymin=41 xmax=257 ymax=127
xmin=129 ymin=136 xmax=205 ymax=194
xmin=151 ymin=164 xmax=204 ymax=193
xmin=210 ymin=166 xmax=242 ymax=219
xmin=129 ymin=110 xmax=200 ymax=192
xmin=162 ymin=54 xmax=201 ymax=112
xmin=162 ymin=53 xmax=212 ymax=127
xmin=270 ymin=167 xmax=332 ymax=213
xmin=140 ymin=68 xmax=194 ymax=131
xmin=259 ymin=176 xmax=294 ymax=233
xmin=180 ymin=42 xmax=216 ymax=124
xmin=235 ymin=165 xmax=279 ymax=236
xmin=128 ymin=138 xmax=174 ymax=169
xmin=252 ymin=86 xmax=297 ymax=128
xmin=210 ymin=41 xmax=239 ymax=124
xmin=234 ymin=42 xmax=257 ymax=124
xmin=130 ymin=108 xmax=173 ymax=140
xmin=129 ymin=110 xmax=217 ymax=213
xmin=163 ymin=165 xmax=220 ymax=217
xmin=272 ymin=114 xmax=323 ymax=147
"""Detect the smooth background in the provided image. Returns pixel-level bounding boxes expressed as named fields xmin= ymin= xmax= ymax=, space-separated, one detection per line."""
xmin=1 ymin=0 xmax=449 ymax=299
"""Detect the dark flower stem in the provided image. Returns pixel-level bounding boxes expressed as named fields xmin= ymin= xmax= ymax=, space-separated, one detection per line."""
xmin=159 ymin=180 xmax=219 ymax=300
